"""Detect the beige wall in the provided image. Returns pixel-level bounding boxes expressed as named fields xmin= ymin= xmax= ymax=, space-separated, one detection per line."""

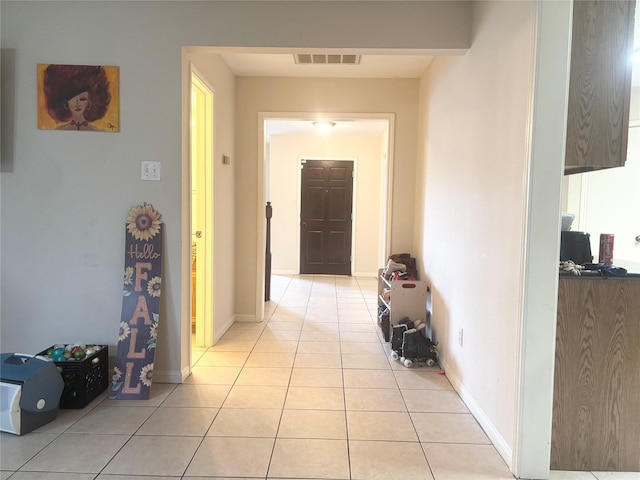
xmin=269 ymin=133 xmax=384 ymax=276
xmin=414 ymin=0 xmax=538 ymax=467
xmin=235 ymin=77 xmax=420 ymax=319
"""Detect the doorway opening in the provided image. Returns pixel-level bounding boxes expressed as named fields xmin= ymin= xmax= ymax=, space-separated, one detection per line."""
xmin=257 ymin=113 xmax=394 ymax=320
xmin=190 ymin=69 xmax=215 ymax=352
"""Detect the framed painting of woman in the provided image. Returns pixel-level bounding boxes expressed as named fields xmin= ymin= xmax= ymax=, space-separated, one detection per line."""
xmin=37 ymin=64 xmax=119 ymax=132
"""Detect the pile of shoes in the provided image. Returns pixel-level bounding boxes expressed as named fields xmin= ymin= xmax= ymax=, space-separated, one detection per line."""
xmin=391 ymin=271 xmax=415 ymax=281
xmin=377 ymin=304 xmax=391 ymax=342
xmin=390 ymin=317 xmax=438 ymax=368
xmin=381 ymin=288 xmax=391 ymax=302
xmin=383 ymin=253 xmax=418 ymax=280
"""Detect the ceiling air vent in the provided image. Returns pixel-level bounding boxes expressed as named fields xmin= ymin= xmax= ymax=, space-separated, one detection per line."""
xmin=294 ymin=54 xmax=361 ymax=65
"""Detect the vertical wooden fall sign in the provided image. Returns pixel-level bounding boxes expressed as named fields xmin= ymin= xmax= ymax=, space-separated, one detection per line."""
xmin=110 ymin=203 xmax=162 ymax=400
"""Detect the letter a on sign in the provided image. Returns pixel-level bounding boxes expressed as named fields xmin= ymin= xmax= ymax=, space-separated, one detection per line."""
xmin=110 ymin=203 xmax=162 ymax=400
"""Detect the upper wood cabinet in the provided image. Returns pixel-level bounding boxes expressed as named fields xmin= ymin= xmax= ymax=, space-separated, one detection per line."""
xmin=564 ymin=0 xmax=636 ymax=175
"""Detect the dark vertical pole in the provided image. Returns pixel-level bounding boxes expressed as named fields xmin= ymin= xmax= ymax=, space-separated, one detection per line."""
xmin=265 ymin=201 xmax=273 ymax=301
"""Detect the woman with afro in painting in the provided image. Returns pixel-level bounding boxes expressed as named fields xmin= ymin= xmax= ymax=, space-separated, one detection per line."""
xmin=43 ymin=64 xmax=111 ymax=131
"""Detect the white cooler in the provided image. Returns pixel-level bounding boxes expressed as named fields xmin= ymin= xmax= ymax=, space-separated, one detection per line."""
xmin=0 ymin=353 xmax=64 ymax=435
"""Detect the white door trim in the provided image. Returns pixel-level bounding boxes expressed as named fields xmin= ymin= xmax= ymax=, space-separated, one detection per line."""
xmin=513 ymin=2 xmax=572 ymax=478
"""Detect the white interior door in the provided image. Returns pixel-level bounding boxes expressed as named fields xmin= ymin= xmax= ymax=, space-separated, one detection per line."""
xmin=190 ymin=71 xmax=214 ymax=348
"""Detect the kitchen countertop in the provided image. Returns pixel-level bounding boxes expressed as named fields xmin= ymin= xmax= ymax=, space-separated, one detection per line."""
xmin=559 ymin=269 xmax=640 ymax=279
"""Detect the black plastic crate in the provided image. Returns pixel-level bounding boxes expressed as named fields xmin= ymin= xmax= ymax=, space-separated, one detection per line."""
xmin=38 ymin=345 xmax=109 ymax=409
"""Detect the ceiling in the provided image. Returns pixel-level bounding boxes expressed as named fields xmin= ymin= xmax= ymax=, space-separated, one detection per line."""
xmin=265 ymin=117 xmax=390 ymax=139
xmin=220 ymin=51 xmax=434 ymax=138
xmin=226 ymin=9 xmax=639 ymax=139
xmin=220 ymin=52 xmax=434 ymax=79
xmin=219 ymin=51 xmax=434 ymax=138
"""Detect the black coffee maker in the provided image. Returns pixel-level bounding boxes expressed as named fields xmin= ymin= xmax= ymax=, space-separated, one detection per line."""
xmin=560 ymin=231 xmax=593 ymax=264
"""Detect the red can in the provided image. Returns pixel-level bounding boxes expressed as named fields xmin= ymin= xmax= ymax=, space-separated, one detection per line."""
xmin=599 ymin=234 xmax=614 ymax=265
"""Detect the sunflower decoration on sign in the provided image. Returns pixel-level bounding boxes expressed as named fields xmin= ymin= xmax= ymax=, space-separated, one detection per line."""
xmin=122 ymin=266 xmax=134 ymax=296
xmin=127 ymin=202 xmax=162 ymax=241
xmin=146 ymin=276 xmax=161 ymax=297
xmin=111 ymin=366 xmax=123 ymax=392
xmin=118 ymin=321 xmax=131 ymax=342
xmin=139 ymin=363 xmax=154 ymax=388
xmin=146 ymin=314 xmax=159 ymax=351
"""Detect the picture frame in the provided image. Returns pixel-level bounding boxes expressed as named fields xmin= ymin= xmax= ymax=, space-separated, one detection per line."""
xmin=37 ymin=63 xmax=119 ymax=132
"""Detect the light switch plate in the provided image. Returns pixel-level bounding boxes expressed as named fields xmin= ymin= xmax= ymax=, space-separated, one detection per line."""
xmin=141 ymin=161 xmax=161 ymax=181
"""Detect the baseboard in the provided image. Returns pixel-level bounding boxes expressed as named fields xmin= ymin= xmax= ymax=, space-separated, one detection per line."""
xmin=272 ymin=270 xmax=378 ymax=278
xmin=180 ymin=365 xmax=191 ymax=383
xmin=214 ymin=315 xmax=235 ymax=343
xmin=153 ymin=369 xmax=184 ymax=384
xmin=441 ymin=358 xmax=514 ymax=471
xmin=353 ymin=271 xmax=378 ymax=278
xmin=234 ymin=314 xmax=258 ymax=323
xmin=272 ymin=269 xmax=298 ymax=275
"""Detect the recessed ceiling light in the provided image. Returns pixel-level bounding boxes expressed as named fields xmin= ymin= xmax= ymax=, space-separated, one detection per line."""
xmin=312 ymin=121 xmax=336 ymax=133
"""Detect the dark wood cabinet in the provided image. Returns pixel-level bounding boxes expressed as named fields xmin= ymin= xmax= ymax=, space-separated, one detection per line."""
xmin=551 ymin=276 xmax=640 ymax=471
xmin=564 ymin=0 xmax=636 ymax=174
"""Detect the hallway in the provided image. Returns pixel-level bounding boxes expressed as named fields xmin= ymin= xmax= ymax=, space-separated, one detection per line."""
xmin=186 ymin=274 xmax=515 ymax=479
xmin=2 ymin=274 xmax=513 ymax=479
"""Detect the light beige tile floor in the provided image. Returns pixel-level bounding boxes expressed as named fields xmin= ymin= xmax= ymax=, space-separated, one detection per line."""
xmin=1 ymin=274 xmax=636 ymax=479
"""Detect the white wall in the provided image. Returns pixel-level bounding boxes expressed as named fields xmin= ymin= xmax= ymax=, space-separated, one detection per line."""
xmin=269 ymin=133 xmax=384 ymax=277
xmin=235 ymin=77 xmax=420 ymax=319
xmin=414 ymin=0 xmax=538 ymax=469
xmin=631 ymin=86 xmax=640 ymax=121
xmin=0 ymin=0 xmax=470 ymax=388
xmin=415 ymin=3 xmax=573 ymax=477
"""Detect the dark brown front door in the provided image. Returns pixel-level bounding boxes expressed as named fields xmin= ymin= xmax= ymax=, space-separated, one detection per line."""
xmin=300 ymin=159 xmax=353 ymax=275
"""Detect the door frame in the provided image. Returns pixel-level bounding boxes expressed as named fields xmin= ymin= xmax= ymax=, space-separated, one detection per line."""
xmin=189 ymin=66 xmax=215 ymax=349
xmin=298 ymin=157 xmax=356 ymax=275
xmin=256 ymin=111 xmax=395 ymax=321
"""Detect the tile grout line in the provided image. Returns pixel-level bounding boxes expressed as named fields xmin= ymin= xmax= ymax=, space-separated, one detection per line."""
xmin=334 ymin=275 xmax=354 ymax=480
xmin=264 ymin=273 xmax=311 ymax=479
